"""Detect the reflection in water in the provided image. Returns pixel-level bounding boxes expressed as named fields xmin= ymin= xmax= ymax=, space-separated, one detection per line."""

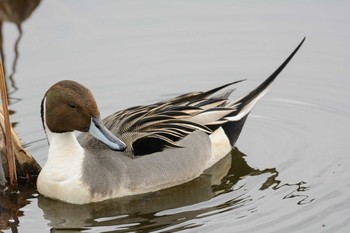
xmin=0 ymin=2 xmax=42 ymax=232
xmin=0 ymin=0 xmax=41 ymax=97
xmin=277 ymin=181 xmax=314 ymax=205
xmin=0 ymin=183 xmax=36 ymax=232
xmin=35 ymin=148 xmax=311 ymax=232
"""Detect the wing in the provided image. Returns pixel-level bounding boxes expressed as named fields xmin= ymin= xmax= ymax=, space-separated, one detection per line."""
xmin=79 ymin=80 xmax=244 ymax=157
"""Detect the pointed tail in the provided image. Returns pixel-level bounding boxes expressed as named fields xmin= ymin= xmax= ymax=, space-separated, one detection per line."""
xmin=227 ymin=37 xmax=305 ymax=121
xmin=221 ymin=38 xmax=305 ymax=146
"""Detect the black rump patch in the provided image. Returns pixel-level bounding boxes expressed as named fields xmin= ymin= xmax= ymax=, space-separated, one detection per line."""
xmin=222 ymin=114 xmax=249 ymax=146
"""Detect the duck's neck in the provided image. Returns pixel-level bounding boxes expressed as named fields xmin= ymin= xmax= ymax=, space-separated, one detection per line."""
xmin=48 ymin=130 xmax=82 ymax=150
xmin=45 ymin=130 xmax=84 ymax=161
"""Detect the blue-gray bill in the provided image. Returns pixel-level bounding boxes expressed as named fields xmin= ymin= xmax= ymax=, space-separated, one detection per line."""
xmin=89 ymin=116 xmax=127 ymax=151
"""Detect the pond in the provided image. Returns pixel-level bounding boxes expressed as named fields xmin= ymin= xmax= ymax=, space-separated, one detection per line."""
xmin=1 ymin=0 xmax=350 ymax=232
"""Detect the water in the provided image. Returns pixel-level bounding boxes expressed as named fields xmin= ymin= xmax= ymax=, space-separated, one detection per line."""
xmin=1 ymin=0 xmax=350 ymax=232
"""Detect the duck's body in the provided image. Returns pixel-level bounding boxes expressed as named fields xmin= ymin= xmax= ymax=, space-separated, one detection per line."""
xmin=37 ymin=38 xmax=305 ymax=204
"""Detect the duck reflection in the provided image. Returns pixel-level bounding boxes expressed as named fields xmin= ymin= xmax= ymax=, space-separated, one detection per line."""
xmin=0 ymin=0 xmax=41 ymax=96
xmin=37 ymin=148 xmax=282 ymax=232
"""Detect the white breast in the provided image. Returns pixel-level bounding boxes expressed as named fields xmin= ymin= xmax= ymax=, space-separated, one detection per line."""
xmin=37 ymin=131 xmax=91 ymax=204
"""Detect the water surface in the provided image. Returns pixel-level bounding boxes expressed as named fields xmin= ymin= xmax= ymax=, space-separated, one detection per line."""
xmin=1 ymin=1 xmax=350 ymax=232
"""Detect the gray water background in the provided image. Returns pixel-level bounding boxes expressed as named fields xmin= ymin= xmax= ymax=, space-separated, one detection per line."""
xmin=1 ymin=1 xmax=350 ymax=232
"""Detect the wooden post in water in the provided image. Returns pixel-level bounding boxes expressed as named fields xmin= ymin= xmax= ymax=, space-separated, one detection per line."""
xmin=0 ymin=59 xmax=17 ymax=188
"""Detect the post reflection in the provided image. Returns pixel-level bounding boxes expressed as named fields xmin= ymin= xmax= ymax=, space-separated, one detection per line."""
xmin=0 ymin=0 xmax=41 ymax=97
xmin=0 ymin=1 xmax=42 ymax=232
xmin=0 ymin=183 xmax=37 ymax=232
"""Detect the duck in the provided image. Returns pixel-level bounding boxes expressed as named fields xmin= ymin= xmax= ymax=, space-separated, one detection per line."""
xmin=37 ymin=38 xmax=305 ymax=204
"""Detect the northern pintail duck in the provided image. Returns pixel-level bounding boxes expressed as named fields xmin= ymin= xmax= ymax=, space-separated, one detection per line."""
xmin=37 ymin=38 xmax=305 ymax=204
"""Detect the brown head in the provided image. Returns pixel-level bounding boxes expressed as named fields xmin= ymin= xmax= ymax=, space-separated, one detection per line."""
xmin=41 ymin=80 xmax=126 ymax=151
xmin=43 ymin=80 xmax=99 ymax=133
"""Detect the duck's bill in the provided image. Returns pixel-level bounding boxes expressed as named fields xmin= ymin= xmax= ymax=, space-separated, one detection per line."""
xmin=89 ymin=116 xmax=127 ymax=151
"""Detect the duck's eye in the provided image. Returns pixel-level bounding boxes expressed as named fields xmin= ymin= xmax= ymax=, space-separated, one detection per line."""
xmin=68 ymin=103 xmax=76 ymax=109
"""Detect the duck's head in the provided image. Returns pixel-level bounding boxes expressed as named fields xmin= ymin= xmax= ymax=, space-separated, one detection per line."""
xmin=41 ymin=80 xmax=126 ymax=151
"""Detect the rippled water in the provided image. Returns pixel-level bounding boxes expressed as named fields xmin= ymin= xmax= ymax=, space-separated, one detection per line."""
xmin=1 ymin=1 xmax=350 ymax=232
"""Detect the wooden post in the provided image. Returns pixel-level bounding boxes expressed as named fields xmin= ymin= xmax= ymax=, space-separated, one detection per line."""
xmin=0 ymin=59 xmax=17 ymax=188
